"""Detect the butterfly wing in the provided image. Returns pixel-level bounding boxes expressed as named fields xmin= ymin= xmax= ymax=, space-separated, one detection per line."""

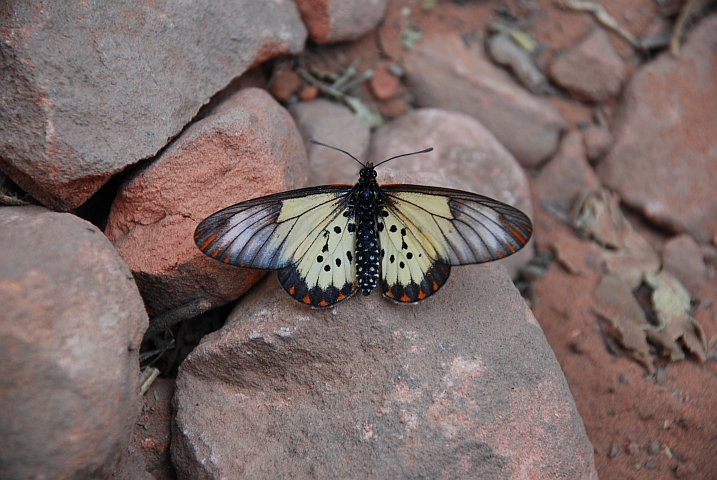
xmin=378 ymin=185 xmax=533 ymax=303
xmin=194 ymin=186 xmax=359 ymax=307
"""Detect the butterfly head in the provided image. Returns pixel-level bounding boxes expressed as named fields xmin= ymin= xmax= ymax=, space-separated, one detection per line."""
xmin=359 ymin=164 xmax=378 ymax=183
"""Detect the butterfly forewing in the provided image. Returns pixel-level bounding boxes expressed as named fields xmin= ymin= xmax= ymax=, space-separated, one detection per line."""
xmin=378 ymin=185 xmax=532 ymax=303
xmin=194 ymin=185 xmax=359 ymax=307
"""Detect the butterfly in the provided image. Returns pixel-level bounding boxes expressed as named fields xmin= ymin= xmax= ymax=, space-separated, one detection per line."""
xmin=194 ymin=140 xmax=533 ymax=308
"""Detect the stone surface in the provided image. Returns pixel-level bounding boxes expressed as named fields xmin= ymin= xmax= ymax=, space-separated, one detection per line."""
xmin=533 ymin=131 xmax=601 ymax=212
xmin=581 ymin=124 xmax=614 ymax=163
xmin=370 ymin=61 xmax=401 ymax=100
xmin=597 ymin=14 xmax=717 ymax=243
xmin=172 ymin=264 xmax=597 ymax=479
xmin=295 ymin=0 xmax=387 ymax=44
xmin=289 ymin=99 xmax=371 ymax=186
xmin=0 ymin=206 xmax=148 ymax=480
xmin=548 ymin=29 xmax=627 ymax=103
xmin=105 ymin=88 xmax=308 ymax=317
xmin=110 ymin=377 xmax=175 ymax=480
xmin=486 ymin=33 xmax=549 ymax=95
xmin=662 ymin=234 xmax=708 ymax=298
xmin=0 ymin=0 xmax=306 ymax=210
xmin=404 ymin=35 xmax=567 ymax=167
xmin=369 ymin=108 xmax=534 ymax=278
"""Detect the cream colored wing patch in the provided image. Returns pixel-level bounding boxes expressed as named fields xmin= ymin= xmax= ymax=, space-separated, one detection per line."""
xmin=194 ymin=186 xmax=359 ymax=307
xmin=378 ymin=185 xmax=533 ymax=302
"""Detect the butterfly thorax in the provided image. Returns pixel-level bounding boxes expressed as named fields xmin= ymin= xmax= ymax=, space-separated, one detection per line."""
xmin=353 ymin=165 xmax=382 ymax=296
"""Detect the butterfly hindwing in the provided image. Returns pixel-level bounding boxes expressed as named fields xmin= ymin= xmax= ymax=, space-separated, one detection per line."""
xmin=378 ymin=185 xmax=532 ymax=303
xmin=194 ymin=186 xmax=358 ymax=307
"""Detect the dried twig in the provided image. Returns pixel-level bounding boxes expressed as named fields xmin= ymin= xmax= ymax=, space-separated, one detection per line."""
xmin=555 ymin=0 xmax=641 ymax=50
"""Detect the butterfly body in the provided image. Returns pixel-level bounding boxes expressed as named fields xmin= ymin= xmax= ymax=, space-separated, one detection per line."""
xmin=194 ymin=143 xmax=533 ymax=308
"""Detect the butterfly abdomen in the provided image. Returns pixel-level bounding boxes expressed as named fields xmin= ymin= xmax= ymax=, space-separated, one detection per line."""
xmin=354 ymin=182 xmax=381 ymax=296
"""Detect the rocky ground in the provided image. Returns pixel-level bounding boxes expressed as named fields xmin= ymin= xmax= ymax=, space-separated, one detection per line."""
xmin=2 ymin=0 xmax=716 ymax=479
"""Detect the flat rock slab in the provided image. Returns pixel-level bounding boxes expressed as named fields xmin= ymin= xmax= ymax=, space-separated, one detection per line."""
xmin=0 ymin=0 xmax=306 ymax=210
xmin=295 ymin=0 xmax=387 ymax=44
xmin=172 ymin=265 xmax=597 ymax=479
xmin=0 ymin=206 xmax=148 ymax=479
xmin=596 ymin=14 xmax=717 ymax=244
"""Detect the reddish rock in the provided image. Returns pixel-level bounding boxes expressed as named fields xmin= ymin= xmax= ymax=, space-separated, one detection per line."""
xmin=288 ymin=99 xmax=371 ymax=186
xmin=0 ymin=206 xmax=148 ymax=480
xmin=662 ymin=234 xmax=708 ymax=298
xmin=582 ymin=124 xmax=614 ymax=163
xmin=533 ymin=131 xmax=602 ymax=212
xmin=269 ymin=66 xmax=303 ymax=102
xmin=0 ymin=0 xmax=307 ymax=211
xmin=369 ymin=109 xmax=534 ymax=278
xmin=596 ymin=15 xmax=717 ymax=243
xmin=298 ymin=85 xmax=319 ymax=101
xmin=404 ymin=35 xmax=567 ymax=167
xmin=172 ymin=264 xmax=597 ymax=479
xmin=548 ymin=29 xmax=627 ymax=103
xmin=295 ymin=0 xmax=387 ymax=44
xmin=110 ymin=377 xmax=175 ymax=480
xmin=105 ymin=88 xmax=308 ymax=317
xmin=370 ymin=62 xmax=401 ymax=100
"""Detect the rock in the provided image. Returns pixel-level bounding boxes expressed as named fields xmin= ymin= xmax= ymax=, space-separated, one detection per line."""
xmin=294 ymin=0 xmax=387 ymax=44
xmin=105 ymin=88 xmax=308 ymax=317
xmin=0 ymin=206 xmax=148 ymax=479
xmin=581 ymin=124 xmax=614 ymax=163
xmin=533 ymin=131 xmax=601 ymax=212
xmin=596 ymin=15 xmax=717 ymax=244
xmin=662 ymin=234 xmax=708 ymax=298
xmin=404 ymin=35 xmax=567 ymax=167
xmin=368 ymin=108 xmax=534 ymax=278
xmin=172 ymin=265 xmax=597 ymax=479
xmin=269 ymin=65 xmax=303 ymax=102
xmin=0 ymin=0 xmax=306 ymax=210
xmin=370 ymin=61 xmax=401 ymax=100
xmin=110 ymin=377 xmax=175 ymax=480
xmin=486 ymin=33 xmax=549 ymax=95
xmin=548 ymin=29 xmax=627 ymax=103
xmin=289 ymin=99 xmax=371 ymax=186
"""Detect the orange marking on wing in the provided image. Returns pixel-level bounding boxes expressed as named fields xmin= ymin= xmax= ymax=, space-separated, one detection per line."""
xmin=211 ymin=250 xmax=219 ymax=258
xmin=200 ymin=233 xmax=217 ymax=251
xmin=400 ymin=293 xmax=411 ymax=302
xmin=224 ymin=257 xmax=231 ymax=264
xmin=432 ymin=281 xmax=439 ymax=291
xmin=319 ymin=299 xmax=328 ymax=307
xmin=386 ymin=289 xmax=395 ymax=298
xmin=194 ymin=232 xmax=202 ymax=240
xmin=289 ymin=286 xmax=295 ymax=295
xmin=240 ymin=262 xmax=245 ymax=267
xmin=418 ymin=289 xmax=426 ymax=300
xmin=303 ymin=295 xmax=311 ymax=304
xmin=505 ymin=225 xmax=527 ymax=245
xmin=508 ymin=244 xmax=516 ymax=253
xmin=337 ymin=293 xmax=345 ymax=301
xmin=353 ymin=282 xmax=358 ymax=289
xmin=497 ymin=251 xmax=504 ymax=259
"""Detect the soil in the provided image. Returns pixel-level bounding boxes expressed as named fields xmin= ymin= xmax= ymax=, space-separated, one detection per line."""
xmin=139 ymin=1 xmax=717 ymax=478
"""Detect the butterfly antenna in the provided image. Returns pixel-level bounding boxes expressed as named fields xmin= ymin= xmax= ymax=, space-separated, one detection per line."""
xmin=309 ymin=139 xmax=364 ymax=167
xmin=374 ymin=147 xmax=434 ymax=167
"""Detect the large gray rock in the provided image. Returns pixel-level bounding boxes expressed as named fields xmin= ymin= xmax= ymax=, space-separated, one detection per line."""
xmin=0 ymin=206 xmax=148 ymax=479
xmin=0 ymin=0 xmax=306 ymax=210
xmin=404 ymin=35 xmax=567 ymax=168
xmin=172 ymin=264 xmax=597 ymax=479
xmin=368 ymin=109 xmax=534 ymax=278
xmin=105 ymin=88 xmax=308 ymax=317
xmin=596 ymin=14 xmax=717 ymax=244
